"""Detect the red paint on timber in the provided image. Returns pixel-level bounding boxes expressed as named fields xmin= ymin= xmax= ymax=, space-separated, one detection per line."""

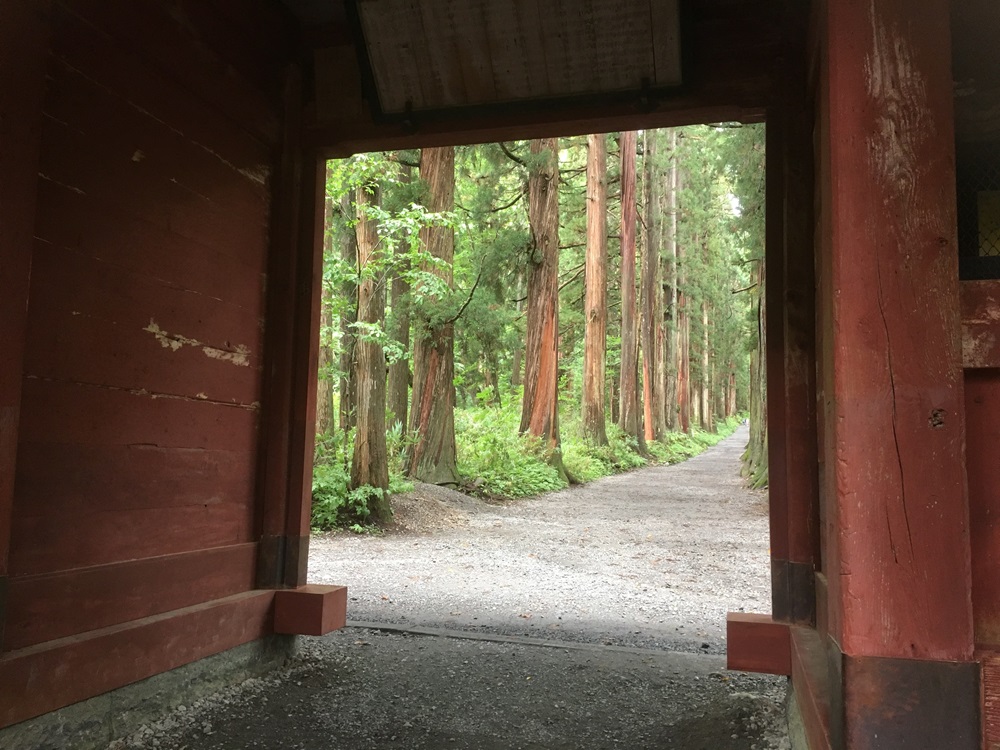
xmin=257 ymin=70 xmax=303 ymax=548
xmin=961 ymin=280 xmax=1000 ymax=369
xmin=4 ymin=543 xmax=257 ymax=650
xmin=0 ymin=591 xmax=273 ymax=729
xmin=34 ymin=182 xmax=265 ymax=312
xmin=814 ymin=0 xmax=840 ymax=646
xmin=13 ymin=443 xmax=255 ymax=519
xmin=0 ymin=0 xmax=50 ymax=580
xmin=38 ymin=119 xmax=269 ymax=265
xmin=765 ymin=105 xmax=790 ymax=566
xmin=23 ymin=244 xmax=262 ymax=402
xmin=51 ymin=0 xmax=284 ymax=144
xmin=274 ymin=584 xmax=347 ymax=636
xmin=48 ymin=7 xmax=276 ymax=179
xmin=824 ymin=0 xmax=972 ymax=660
xmin=285 ymin=157 xmax=327 ymax=544
xmin=726 ymin=613 xmax=791 ymax=676
xmin=17 ymin=378 xmax=258 ymax=453
xmin=790 ymin=627 xmax=833 ymax=750
xmin=965 ymin=370 xmax=1000 ymax=647
xmin=10 ymin=499 xmax=254 ymax=578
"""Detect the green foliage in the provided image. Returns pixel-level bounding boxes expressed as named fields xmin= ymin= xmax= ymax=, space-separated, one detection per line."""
xmin=310 ymin=424 xmax=414 ymax=532
xmin=315 ymin=128 xmax=764 ymax=523
xmin=454 ymin=402 xmax=566 ymax=498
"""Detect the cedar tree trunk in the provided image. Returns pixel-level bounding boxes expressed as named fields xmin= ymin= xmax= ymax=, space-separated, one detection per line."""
xmin=520 ymin=138 xmax=567 ymax=479
xmin=338 ymin=193 xmax=358 ymax=432
xmin=406 ymin=147 xmax=459 ymax=485
xmin=582 ymin=133 xmax=608 ymax=445
xmin=618 ymin=131 xmax=645 ymax=450
xmin=387 ymin=163 xmax=412 ymax=432
xmin=350 ymin=183 xmax=391 ymax=521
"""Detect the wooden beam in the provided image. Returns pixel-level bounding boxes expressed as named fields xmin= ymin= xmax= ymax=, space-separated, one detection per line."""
xmin=764 ymin=99 xmax=791 ymax=619
xmin=824 ymin=0 xmax=972 ymax=663
xmin=767 ymin=10 xmax=820 ymax=630
xmin=779 ymin=46 xmax=819 ymax=628
xmin=258 ymin=66 xmax=303 ymax=589
xmin=4 ymin=544 xmax=256 ymax=651
xmin=0 ymin=590 xmax=273 ymax=729
xmin=258 ymin=65 xmax=325 ymax=589
xmin=307 ymin=0 xmax=784 ymax=156
xmin=282 ymin=154 xmax=325 ymax=582
xmin=0 ymin=0 xmax=50 ymax=652
xmin=726 ymin=613 xmax=791 ymax=676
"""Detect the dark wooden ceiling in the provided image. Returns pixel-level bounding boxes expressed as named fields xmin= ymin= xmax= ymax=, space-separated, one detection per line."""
xmin=351 ymin=0 xmax=681 ymax=115
xmin=278 ymin=0 xmax=793 ymax=155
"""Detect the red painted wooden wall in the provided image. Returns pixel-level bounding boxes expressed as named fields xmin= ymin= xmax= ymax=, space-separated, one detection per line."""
xmin=0 ymin=0 xmax=295 ymax=728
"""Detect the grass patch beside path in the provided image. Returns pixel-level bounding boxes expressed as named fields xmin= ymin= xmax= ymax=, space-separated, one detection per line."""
xmin=312 ymin=406 xmax=743 ymax=531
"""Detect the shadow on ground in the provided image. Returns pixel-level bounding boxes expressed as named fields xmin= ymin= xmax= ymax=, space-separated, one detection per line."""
xmin=119 ymin=627 xmax=789 ymax=750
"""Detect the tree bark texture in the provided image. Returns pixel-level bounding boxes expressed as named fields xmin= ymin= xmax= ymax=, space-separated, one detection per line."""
xmin=406 ymin=147 xmax=459 ymax=485
xmin=338 ymin=193 xmax=358 ymax=432
xmin=701 ymin=300 xmax=712 ymax=431
xmin=618 ymin=131 xmax=645 ymax=449
xmin=315 ymin=196 xmax=336 ymax=436
xmin=387 ymin=163 xmax=412 ymax=432
xmin=641 ymin=130 xmax=664 ymax=441
xmin=663 ymin=129 xmax=679 ymax=431
xmin=520 ymin=138 xmax=566 ymax=478
xmin=744 ymin=256 xmax=767 ymax=487
xmin=582 ymin=133 xmax=608 ymax=445
xmin=350 ymin=183 xmax=391 ymax=521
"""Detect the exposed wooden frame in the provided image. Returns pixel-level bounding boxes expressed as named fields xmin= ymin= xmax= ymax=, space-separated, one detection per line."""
xmin=257 ymin=65 xmax=327 ymax=589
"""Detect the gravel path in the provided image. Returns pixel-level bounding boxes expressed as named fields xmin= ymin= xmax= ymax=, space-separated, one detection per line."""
xmin=112 ymin=426 xmax=788 ymax=750
xmin=310 ymin=425 xmax=772 ymax=655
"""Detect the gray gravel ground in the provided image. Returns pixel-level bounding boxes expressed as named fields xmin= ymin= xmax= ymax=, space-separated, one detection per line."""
xmin=311 ymin=424 xmax=771 ymax=656
xmin=113 ymin=426 xmax=789 ymax=749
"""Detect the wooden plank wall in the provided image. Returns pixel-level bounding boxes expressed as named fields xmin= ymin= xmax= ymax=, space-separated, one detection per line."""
xmin=1 ymin=0 xmax=294 ymax=725
xmin=0 ymin=0 xmax=52 ymax=652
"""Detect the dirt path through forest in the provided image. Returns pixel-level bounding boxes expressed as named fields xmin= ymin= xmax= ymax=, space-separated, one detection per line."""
xmin=310 ymin=424 xmax=771 ymax=655
xmin=113 ymin=426 xmax=789 ymax=750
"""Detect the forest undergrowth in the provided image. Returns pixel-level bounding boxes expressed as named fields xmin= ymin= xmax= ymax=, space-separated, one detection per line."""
xmin=311 ymin=399 xmax=742 ymax=531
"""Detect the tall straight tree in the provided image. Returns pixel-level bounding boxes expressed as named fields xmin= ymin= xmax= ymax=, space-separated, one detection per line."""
xmin=520 ymin=138 xmax=567 ymax=479
xmin=582 ymin=133 xmax=608 ymax=445
xmin=663 ymin=129 xmax=679 ymax=430
xmin=350 ymin=182 xmax=391 ymax=522
xmin=406 ymin=146 xmax=459 ymax=485
xmin=338 ymin=193 xmax=358 ymax=431
xmin=640 ymin=130 xmax=665 ymax=441
xmin=387 ymin=162 xmax=412 ymax=432
xmin=315 ymin=195 xmax=336 ymax=435
xmin=618 ymin=131 xmax=645 ymax=449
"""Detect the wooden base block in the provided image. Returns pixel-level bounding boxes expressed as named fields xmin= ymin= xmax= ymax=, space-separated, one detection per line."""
xmin=273 ymin=584 xmax=347 ymax=636
xmin=726 ymin=612 xmax=791 ymax=675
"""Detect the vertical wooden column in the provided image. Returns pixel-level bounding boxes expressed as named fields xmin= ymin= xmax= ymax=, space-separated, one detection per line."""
xmin=0 ymin=0 xmax=50 ymax=650
xmin=258 ymin=67 xmax=325 ymax=589
xmin=765 ymin=112 xmax=791 ymax=621
xmin=822 ymin=0 xmax=978 ymax=746
xmin=767 ymin=39 xmax=820 ymax=628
